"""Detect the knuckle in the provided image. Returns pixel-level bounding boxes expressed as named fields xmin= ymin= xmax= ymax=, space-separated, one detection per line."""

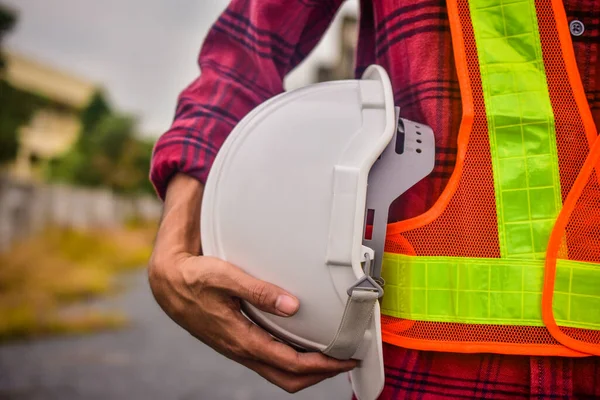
xmin=232 ymin=325 xmax=256 ymax=358
xmin=224 ymin=339 xmax=247 ymax=359
xmin=193 ymin=269 xmax=214 ymax=289
xmin=249 ymin=283 xmax=271 ymax=306
xmin=189 ymin=262 xmax=221 ymax=291
xmin=286 ymin=360 xmax=304 ymax=374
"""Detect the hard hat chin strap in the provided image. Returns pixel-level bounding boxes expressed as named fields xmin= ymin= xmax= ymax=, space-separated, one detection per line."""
xmin=323 ymin=253 xmax=383 ymax=360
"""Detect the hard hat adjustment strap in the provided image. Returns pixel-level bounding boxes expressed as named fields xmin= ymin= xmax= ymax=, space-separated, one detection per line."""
xmin=322 ymin=271 xmax=382 ymax=360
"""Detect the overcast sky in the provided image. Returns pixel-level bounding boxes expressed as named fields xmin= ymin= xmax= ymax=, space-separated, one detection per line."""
xmin=4 ymin=0 xmax=357 ymax=138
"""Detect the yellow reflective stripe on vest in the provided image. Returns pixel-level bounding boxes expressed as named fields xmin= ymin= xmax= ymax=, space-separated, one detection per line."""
xmin=470 ymin=0 xmax=562 ymax=259
xmin=381 ymin=254 xmax=600 ymax=330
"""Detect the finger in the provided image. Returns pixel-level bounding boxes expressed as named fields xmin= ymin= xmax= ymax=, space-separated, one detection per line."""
xmin=240 ymin=358 xmax=344 ymax=394
xmin=234 ymin=315 xmax=358 ymax=375
xmin=208 ymin=257 xmax=300 ymax=317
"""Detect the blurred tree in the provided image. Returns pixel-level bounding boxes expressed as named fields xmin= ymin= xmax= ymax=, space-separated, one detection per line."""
xmin=131 ymin=139 xmax=155 ymax=195
xmin=47 ymin=96 xmax=155 ymax=195
xmin=89 ymin=113 xmax=135 ymax=162
xmin=49 ymin=114 xmax=133 ymax=187
xmin=0 ymin=9 xmax=153 ymax=192
xmin=0 ymin=81 xmax=50 ymax=163
xmin=80 ymin=90 xmax=111 ymax=133
xmin=0 ymin=4 xmax=22 ymax=163
xmin=0 ymin=4 xmax=16 ymax=71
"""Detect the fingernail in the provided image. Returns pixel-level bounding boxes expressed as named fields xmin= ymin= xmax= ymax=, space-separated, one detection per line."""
xmin=275 ymin=295 xmax=299 ymax=316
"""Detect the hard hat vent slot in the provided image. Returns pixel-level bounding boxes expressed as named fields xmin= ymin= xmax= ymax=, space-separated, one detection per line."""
xmin=395 ymin=120 xmax=405 ymax=155
xmin=364 ymin=209 xmax=375 ymax=240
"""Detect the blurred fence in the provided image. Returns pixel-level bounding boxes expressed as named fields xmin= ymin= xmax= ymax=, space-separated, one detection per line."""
xmin=0 ymin=175 xmax=162 ymax=252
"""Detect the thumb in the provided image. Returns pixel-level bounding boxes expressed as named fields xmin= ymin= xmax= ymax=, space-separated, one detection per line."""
xmin=217 ymin=260 xmax=300 ymax=317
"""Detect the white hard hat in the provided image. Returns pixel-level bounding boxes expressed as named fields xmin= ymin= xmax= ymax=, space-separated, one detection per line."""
xmin=201 ymin=65 xmax=435 ymax=400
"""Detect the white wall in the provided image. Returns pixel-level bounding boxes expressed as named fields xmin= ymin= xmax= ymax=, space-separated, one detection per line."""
xmin=0 ymin=176 xmax=161 ymax=252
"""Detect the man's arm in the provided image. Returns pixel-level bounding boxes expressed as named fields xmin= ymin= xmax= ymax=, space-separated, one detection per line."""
xmin=149 ymin=174 xmax=357 ymax=393
xmin=148 ymin=2 xmax=359 ymax=390
xmin=151 ymin=0 xmax=347 ymax=199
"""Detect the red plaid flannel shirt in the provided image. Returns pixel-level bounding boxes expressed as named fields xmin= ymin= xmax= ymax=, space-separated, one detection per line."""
xmin=151 ymin=0 xmax=600 ymax=398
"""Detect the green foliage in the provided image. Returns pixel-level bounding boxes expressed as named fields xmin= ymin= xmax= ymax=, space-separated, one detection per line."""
xmin=0 ymin=5 xmax=26 ymax=163
xmin=130 ymin=139 xmax=155 ymax=195
xmin=47 ymin=94 xmax=155 ymax=195
xmin=0 ymin=4 xmax=17 ymax=70
xmin=0 ymin=7 xmax=153 ymax=195
xmin=0 ymin=6 xmax=16 ymax=39
xmin=80 ymin=90 xmax=111 ymax=132
xmin=0 ymin=80 xmax=52 ymax=163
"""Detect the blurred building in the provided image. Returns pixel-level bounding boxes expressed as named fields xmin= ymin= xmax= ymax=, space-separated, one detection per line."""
xmin=3 ymin=51 xmax=97 ymax=181
xmin=314 ymin=14 xmax=358 ymax=83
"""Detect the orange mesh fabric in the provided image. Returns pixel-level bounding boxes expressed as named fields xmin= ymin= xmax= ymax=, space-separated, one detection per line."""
xmin=386 ymin=0 xmax=499 ymax=259
xmin=382 ymin=318 xmax=557 ymax=344
xmin=535 ymin=0 xmax=598 ymax=259
xmin=535 ymin=0 xmax=600 ymax=354
xmin=545 ymin=144 xmax=600 ymax=354
xmin=380 ymin=316 xmax=587 ymax=357
xmin=562 ymin=173 xmax=600 ymax=264
xmin=561 ymin=324 xmax=600 ymax=344
xmin=381 ymin=0 xmax=588 ymax=356
xmin=544 ymin=148 xmax=600 ymax=353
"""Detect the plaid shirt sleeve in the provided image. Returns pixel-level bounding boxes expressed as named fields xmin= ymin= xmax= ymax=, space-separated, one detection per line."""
xmin=150 ymin=0 xmax=345 ymax=200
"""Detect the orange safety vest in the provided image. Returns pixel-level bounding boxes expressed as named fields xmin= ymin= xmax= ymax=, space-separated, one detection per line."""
xmin=380 ymin=0 xmax=600 ymax=357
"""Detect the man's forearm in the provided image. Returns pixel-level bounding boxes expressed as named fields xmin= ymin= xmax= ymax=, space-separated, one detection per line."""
xmin=155 ymin=173 xmax=204 ymax=259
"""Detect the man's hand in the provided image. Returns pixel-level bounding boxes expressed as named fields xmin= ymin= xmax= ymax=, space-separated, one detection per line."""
xmin=148 ymin=174 xmax=358 ymax=393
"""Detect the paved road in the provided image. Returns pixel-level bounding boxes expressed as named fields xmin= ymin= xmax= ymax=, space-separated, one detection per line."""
xmin=0 ymin=271 xmax=353 ymax=400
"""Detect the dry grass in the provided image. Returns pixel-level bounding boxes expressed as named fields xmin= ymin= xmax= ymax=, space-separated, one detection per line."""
xmin=0 ymin=221 xmax=157 ymax=342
